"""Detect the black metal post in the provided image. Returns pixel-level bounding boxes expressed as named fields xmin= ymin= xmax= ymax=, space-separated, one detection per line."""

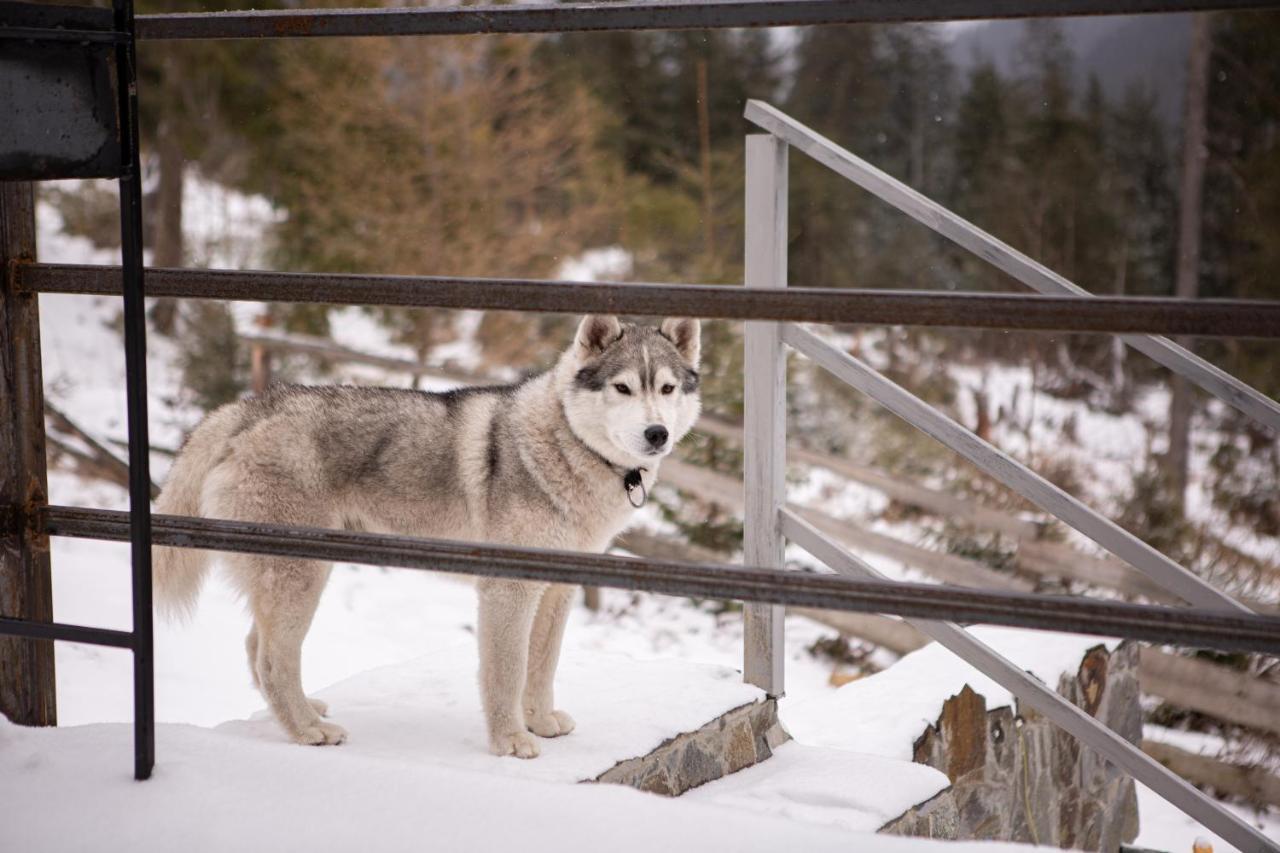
xmin=112 ymin=0 xmax=154 ymax=782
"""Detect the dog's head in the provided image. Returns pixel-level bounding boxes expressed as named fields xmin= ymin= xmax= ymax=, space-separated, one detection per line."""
xmin=559 ymin=315 xmax=701 ymax=466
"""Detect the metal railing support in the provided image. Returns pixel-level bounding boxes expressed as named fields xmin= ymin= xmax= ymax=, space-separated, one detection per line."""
xmin=742 ymin=133 xmax=788 ymax=696
xmin=779 ymin=509 xmax=1279 ymax=853
xmin=783 ymin=323 xmax=1250 ymax=614
xmin=745 ymin=99 xmax=1280 ymax=433
xmin=112 ymin=0 xmax=155 ymax=781
xmin=0 ymin=181 xmax=56 ymax=728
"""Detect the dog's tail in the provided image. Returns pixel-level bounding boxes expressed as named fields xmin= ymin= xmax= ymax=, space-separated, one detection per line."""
xmin=153 ymin=405 xmax=239 ymax=620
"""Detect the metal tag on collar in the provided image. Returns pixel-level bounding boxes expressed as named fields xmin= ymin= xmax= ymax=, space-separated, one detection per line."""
xmin=623 ymin=468 xmax=646 ymax=508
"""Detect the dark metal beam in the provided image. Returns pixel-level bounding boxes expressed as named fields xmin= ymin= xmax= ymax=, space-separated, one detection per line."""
xmin=112 ymin=0 xmax=155 ymax=782
xmin=40 ymin=505 xmax=1280 ymax=655
xmin=20 ymin=263 xmax=1280 ymax=338
xmin=0 ymin=616 xmax=136 ymax=650
xmin=135 ymin=0 xmax=1280 ymax=41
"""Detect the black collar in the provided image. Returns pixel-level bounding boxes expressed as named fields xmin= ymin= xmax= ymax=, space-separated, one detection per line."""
xmin=585 ymin=449 xmax=648 ymax=508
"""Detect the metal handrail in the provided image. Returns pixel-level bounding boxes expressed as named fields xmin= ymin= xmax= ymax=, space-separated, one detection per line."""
xmin=133 ymin=0 xmax=1280 ymax=41
xmin=29 ymin=505 xmax=1280 ymax=653
xmin=783 ymin=322 xmax=1251 ymax=613
xmin=745 ymin=99 xmax=1280 ymax=432
xmin=740 ymin=104 xmax=1278 ymax=851
xmin=20 ymin=263 xmax=1280 ymax=337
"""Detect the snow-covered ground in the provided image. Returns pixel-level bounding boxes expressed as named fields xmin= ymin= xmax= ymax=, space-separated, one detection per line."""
xmin=22 ymin=178 xmax=1280 ymax=851
xmin=2 ymin=715 xmax=1042 ymax=853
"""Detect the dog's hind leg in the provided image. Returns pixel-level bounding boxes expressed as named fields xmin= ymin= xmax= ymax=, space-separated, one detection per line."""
xmin=245 ymin=622 xmax=328 ymax=717
xmin=476 ymin=578 xmax=543 ymax=758
xmin=523 ymin=583 xmax=576 ymax=739
xmin=241 ymin=556 xmax=345 ymax=745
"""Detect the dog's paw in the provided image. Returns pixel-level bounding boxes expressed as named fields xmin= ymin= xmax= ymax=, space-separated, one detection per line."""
xmin=490 ymin=730 xmax=540 ymax=759
xmin=295 ymin=721 xmax=347 ymax=746
xmin=527 ymin=709 xmax=576 ymax=738
xmin=307 ymin=697 xmax=330 ymax=717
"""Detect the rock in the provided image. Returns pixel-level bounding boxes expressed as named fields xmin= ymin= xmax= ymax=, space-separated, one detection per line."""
xmin=881 ymin=642 xmax=1141 ymax=849
xmin=592 ymin=698 xmax=789 ymax=796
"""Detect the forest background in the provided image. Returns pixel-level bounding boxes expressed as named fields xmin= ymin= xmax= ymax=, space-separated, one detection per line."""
xmin=46 ymin=4 xmax=1280 ymax=594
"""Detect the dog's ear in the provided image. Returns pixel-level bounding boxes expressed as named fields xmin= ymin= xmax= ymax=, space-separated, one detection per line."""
xmin=659 ymin=317 xmax=701 ymax=366
xmin=575 ymin=315 xmax=623 ymax=356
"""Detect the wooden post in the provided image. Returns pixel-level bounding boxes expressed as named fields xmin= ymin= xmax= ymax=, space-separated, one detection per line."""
xmin=742 ymin=134 xmax=787 ymax=696
xmin=250 ymin=343 xmax=272 ymax=395
xmin=0 ymin=182 xmax=56 ymax=726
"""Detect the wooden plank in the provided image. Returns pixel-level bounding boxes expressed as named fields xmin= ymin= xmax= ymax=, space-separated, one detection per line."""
xmin=0 ymin=182 xmax=55 ymax=726
xmin=1140 ymin=648 xmax=1280 ymax=737
xmin=745 ymin=99 xmax=1280 ymax=432
xmin=783 ymin=323 xmax=1251 ymax=614
xmin=778 ymin=508 xmax=1278 ymax=853
xmin=742 ymin=133 xmax=788 ymax=696
xmin=1144 ymin=740 xmax=1280 ymax=808
xmin=694 ymin=415 xmax=1041 ymax=540
xmin=662 ymin=458 xmax=1035 ymax=593
xmin=794 ymin=505 xmax=1034 ymax=592
xmin=790 ymin=608 xmax=928 ymax=655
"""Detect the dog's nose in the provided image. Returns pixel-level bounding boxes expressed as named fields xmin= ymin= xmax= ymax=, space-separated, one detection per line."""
xmin=644 ymin=425 xmax=669 ymax=448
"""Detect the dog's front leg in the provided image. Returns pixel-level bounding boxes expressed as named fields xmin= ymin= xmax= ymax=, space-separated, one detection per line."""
xmin=523 ymin=583 xmax=577 ymax=739
xmin=476 ymin=578 xmax=543 ymax=758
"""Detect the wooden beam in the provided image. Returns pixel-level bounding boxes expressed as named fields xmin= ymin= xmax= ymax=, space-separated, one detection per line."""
xmin=1144 ymin=740 xmax=1280 ymax=808
xmin=0 ymin=182 xmax=55 ymax=726
xmin=1140 ymin=648 xmax=1280 ymax=737
xmin=694 ymin=415 xmax=1040 ymax=540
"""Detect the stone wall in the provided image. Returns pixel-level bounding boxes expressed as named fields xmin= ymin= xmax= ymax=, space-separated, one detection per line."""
xmin=592 ymin=698 xmax=788 ymax=796
xmin=882 ymin=642 xmax=1142 ymax=850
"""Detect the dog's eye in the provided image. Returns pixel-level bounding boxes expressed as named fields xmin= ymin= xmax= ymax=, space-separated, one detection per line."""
xmin=661 ymin=384 xmax=675 ymax=395
xmin=613 ymin=383 xmax=631 ymax=395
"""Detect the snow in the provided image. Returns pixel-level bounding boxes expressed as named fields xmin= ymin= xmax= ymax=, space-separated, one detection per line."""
xmin=1134 ymin=781 xmax=1280 ymax=853
xmin=0 ymin=716 xmax=1044 ymax=853
xmin=220 ymin=649 xmax=758 ymax=784
xmin=780 ymin=627 xmax=1118 ymax=760
xmin=556 ymin=245 xmax=634 ymax=282
xmin=686 ymin=742 xmax=950 ymax=833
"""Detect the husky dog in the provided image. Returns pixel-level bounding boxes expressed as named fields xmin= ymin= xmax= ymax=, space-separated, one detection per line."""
xmin=152 ymin=315 xmax=701 ymax=757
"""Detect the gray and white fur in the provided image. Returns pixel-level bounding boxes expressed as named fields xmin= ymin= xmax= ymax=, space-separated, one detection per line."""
xmin=152 ymin=315 xmax=701 ymax=757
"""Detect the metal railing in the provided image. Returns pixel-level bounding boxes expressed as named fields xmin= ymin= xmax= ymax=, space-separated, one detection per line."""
xmin=0 ymin=3 xmax=1278 ymax=852
xmin=740 ymin=100 xmax=1280 ymax=852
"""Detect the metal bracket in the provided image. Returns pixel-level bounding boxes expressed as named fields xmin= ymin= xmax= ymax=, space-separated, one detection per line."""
xmin=0 ymin=1 xmax=123 ymax=180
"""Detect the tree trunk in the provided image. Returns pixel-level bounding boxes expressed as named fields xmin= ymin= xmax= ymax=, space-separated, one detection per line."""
xmin=150 ymin=114 xmax=184 ymax=335
xmin=1165 ymin=13 xmax=1212 ymax=506
xmin=696 ymin=58 xmax=715 ymax=265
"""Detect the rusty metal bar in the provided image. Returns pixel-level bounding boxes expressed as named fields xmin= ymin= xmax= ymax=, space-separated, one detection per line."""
xmin=20 ymin=264 xmax=1280 ymax=338
xmin=0 ymin=616 xmax=136 ymax=650
xmin=134 ymin=0 xmax=1280 ymax=41
xmin=37 ymin=505 xmax=1280 ymax=655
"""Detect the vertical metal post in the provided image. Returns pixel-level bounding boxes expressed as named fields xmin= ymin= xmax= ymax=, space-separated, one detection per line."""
xmin=742 ymin=134 xmax=787 ymax=696
xmin=113 ymin=0 xmax=155 ymax=781
xmin=0 ymin=182 xmax=56 ymax=727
